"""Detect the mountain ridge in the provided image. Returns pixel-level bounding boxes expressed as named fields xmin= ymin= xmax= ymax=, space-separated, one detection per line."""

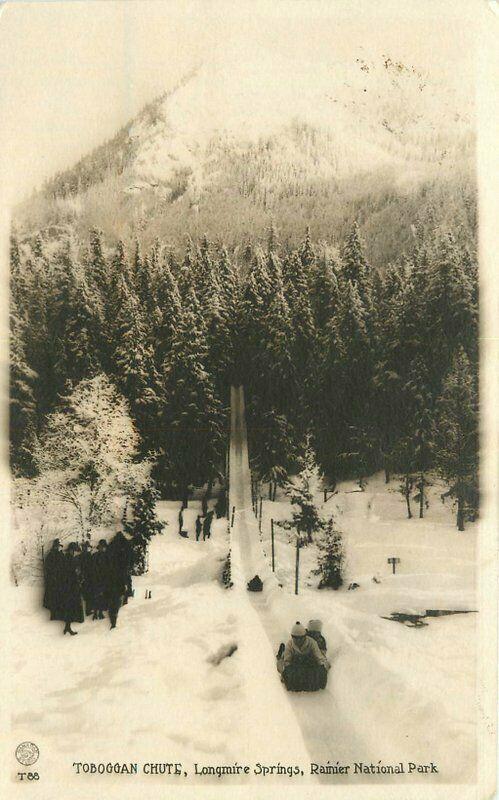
xmin=14 ymin=50 xmax=475 ymax=266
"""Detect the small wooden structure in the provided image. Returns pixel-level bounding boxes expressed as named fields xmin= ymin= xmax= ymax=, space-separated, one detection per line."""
xmin=387 ymin=556 xmax=401 ymax=575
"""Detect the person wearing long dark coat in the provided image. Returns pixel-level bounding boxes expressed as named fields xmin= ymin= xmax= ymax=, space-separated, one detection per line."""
xmin=43 ymin=538 xmax=65 ymax=621
xmin=79 ymin=540 xmax=95 ymax=617
xmin=103 ymin=534 xmax=128 ymax=629
xmin=107 ymin=532 xmax=132 ymax=610
xmin=203 ymin=510 xmax=214 ymax=540
xmin=105 ymin=547 xmax=126 ymax=630
xmin=61 ymin=543 xmax=84 ymax=635
xmin=91 ymin=539 xmax=109 ymax=620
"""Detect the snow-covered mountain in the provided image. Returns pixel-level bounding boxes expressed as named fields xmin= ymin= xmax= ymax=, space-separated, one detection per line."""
xmin=128 ymin=50 xmax=472 ymax=200
xmin=16 ymin=48 xmax=475 ymax=262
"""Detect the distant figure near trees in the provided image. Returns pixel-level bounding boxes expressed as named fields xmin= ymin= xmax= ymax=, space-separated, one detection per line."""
xmin=195 ymin=515 xmax=203 ymax=541
xmin=203 ymin=510 xmax=215 ymax=540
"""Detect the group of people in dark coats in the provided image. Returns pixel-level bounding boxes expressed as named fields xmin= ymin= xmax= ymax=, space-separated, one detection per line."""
xmin=195 ymin=510 xmax=215 ymax=541
xmin=178 ymin=505 xmax=215 ymax=541
xmin=43 ymin=533 xmax=134 ymax=636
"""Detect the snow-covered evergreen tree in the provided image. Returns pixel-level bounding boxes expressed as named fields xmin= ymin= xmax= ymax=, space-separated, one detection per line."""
xmin=279 ymin=442 xmax=323 ymax=543
xmin=213 ymin=246 xmax=239 ymax=392
xmin=401 ymin=357 xmax=434 ymax=518
xmin=24 ymin=248 xmax=56 ymax=417
xmin=252 ymin=409 xmax=299 ymax=499
xmin=240 ymin=247 xmax=272 ymax=372
xmin=299 ymin=225 xmax=315 ymax=269
xmin=260 ymin=276 xmax=295 ymax=411
xmin=310 ymin=251 xmax=340 ymax=332
xmin=33 ymin=374 xmax=151 ymax=538
xmin=153 ymin=253 xmax=182 ymax=365
xmin=426 ymin=231 xmax=477 ymax=391
xmin=315 ymin=279 xmax=373 ymax=480
xmin=340 ymin=222 xmax=372 ymax=309
xmin=125 ymin=482 xmax=165 ymax=575
xmin=87 ymin=228 xmax=108 ymax=294
xmin=10 ymin=301 xmax=38 ymax=477
xmin=176 ymin=236 xmax=198 ymax=298
xmin=316 ymin=516 xmax=345 ymax=590
xmin=112 ymin=275 xmax=161 ymax=449
xmin=288 ymin=275 xmax=317 ymax=432
xmin=159 ymin=287 xmax=225 ymax=504
xmin=57 ymin=259 xmax=102 ymax=384
xmin=433 ymin=349 xmax=478 ymax=530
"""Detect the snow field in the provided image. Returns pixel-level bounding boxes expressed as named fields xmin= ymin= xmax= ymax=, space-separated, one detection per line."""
xmin=255 ymin=480 xmax=476 ymax=782
xmin=10 ymin=501 xmax=292 ymax=788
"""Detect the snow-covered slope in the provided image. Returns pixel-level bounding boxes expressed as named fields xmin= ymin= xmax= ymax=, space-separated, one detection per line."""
xmin=128 ymin=49 xmax=472 ymax=201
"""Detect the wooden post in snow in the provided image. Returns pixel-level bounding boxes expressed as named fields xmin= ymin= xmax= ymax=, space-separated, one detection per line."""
xmin=387 ymin=556 xmax=400 ymax=575
xmin=231 ymin=505 xmax=236 ymax=528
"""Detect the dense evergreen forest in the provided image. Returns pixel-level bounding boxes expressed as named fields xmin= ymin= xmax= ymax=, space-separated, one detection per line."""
xmin=10 ymin=218 xmax=478 ymax=529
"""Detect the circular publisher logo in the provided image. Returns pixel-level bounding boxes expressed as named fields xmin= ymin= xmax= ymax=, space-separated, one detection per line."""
xmin=15 ymin=742 xmax=39 ymax=766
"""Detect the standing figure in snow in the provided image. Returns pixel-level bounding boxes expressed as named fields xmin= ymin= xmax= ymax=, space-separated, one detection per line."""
xmin=215 ymin=491 xmax=226 ymax=519
xmin=106 ymin=532 xmax=130 ymax=628
xmin=280 ymin=621 xmax=330 ymax=691
xmin=195 ymin=515 xmax=203 ymax=541
xmin=91 ymin=539 xmax=109 ymax=620
xmin=306 ymin=619 xmax=327 ymax=654
xmin=43 ymin=538 xmax=65 ymax=621
xmin=178 ymin=506 xmax=184 ymax=536
xmin=203 ymin=509 xmax=214 ymax=540
xmin=61 ymin=542 xmax=84 ymax=636
xmin=79 ymin=540 xmax=95 ymax=617
xmin=108 ymin=532 xmax=133 ymax=605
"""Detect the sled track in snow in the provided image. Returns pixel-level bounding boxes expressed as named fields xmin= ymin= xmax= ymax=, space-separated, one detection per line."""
xmin=228 ymin=385 xmax=372 ymax=782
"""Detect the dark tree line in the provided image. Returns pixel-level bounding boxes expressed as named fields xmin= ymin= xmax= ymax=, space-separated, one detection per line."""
xmin=240 ymin=222 xmax=478 ymax=530
xmin=10 ymin=217 xmax=478 ymax=528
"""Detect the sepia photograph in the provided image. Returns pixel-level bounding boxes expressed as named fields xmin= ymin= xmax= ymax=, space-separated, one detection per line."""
xmin=0 ymin=1 xmax=497 ymax=798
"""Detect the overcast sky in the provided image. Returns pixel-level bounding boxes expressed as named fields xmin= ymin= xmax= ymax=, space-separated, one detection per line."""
xmin=0 ymin=0 xmax=481 ymax=205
